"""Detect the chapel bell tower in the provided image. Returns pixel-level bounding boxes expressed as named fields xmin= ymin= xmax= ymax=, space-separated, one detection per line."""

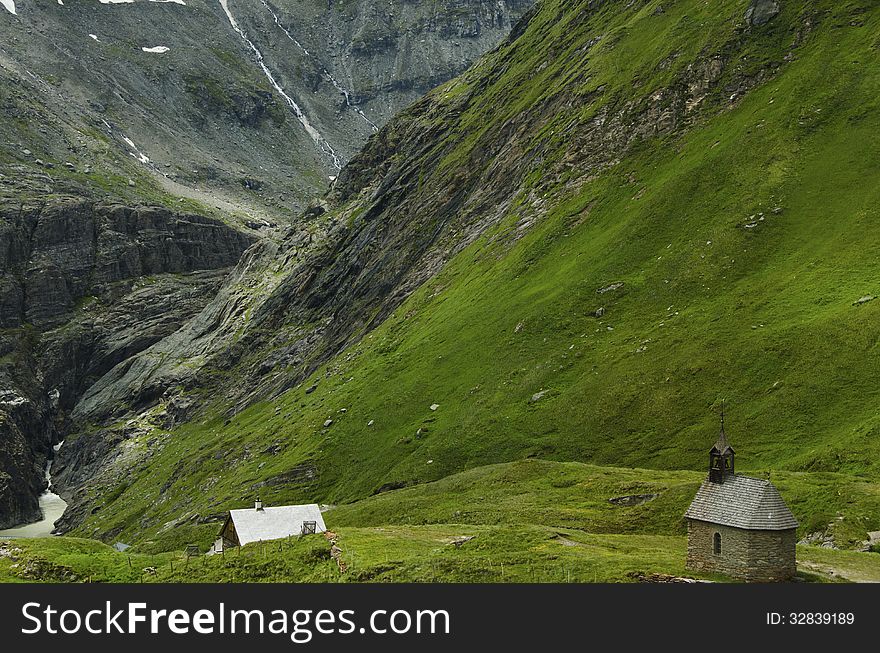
xmin=708 ymin=409 xmax=735 ymax=483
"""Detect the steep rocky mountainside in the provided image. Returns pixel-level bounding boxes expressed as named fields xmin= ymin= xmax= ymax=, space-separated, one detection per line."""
xmin=0 ymin=1 xmax=530 ymax=530
xmin=46 ymin=0 xmax=880 ymax=552
xmin=0 ymin=199 xmax=254 ymax=528
xmin=247 ymin=0 xmax=534 ymax=132
xmin=0 ymin=0 xmax=532 ymax=223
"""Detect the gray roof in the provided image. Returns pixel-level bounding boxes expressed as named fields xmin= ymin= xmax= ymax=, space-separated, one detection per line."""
xmin=685 ymin=475 xmax=798 ymax=530
xmin=228 ymin=504 xmax=326 ymax=545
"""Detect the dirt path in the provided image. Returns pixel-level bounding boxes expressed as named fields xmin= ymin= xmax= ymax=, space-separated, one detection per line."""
xmin=798 ymin=559 xmax=880 ymax=583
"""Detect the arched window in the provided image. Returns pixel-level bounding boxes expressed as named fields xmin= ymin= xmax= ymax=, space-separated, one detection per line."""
xmin=713 ymin=532 xmax=722 ymax=555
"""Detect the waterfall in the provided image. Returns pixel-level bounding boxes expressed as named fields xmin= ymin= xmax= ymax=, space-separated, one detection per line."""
xmin=218 ymin=0 xmax=342 ymax=170
xmin=0 ymin=442 xmax=67 ymax=539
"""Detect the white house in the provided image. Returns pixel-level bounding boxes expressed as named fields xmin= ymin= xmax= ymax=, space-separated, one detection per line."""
xmin=213 ymin=498 xmax=326 ymax=552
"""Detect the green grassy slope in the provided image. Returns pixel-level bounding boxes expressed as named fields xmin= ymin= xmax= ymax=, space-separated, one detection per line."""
xmin=64 ymin=0 xmax=880 ymax=555
xmin=328 ymin=460 xmax=880 ymax=548
xmin=0 ymin=529 xmax=706 ymax=584
xmin=5 ymin=459 xmax=880 ymax=583
xmin=6 ymin=530 xmax=877 ymax=583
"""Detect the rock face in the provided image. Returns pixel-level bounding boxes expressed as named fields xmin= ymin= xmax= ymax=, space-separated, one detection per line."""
xmin=745 ymin=0 xmax=781 ymax=27
xmin=0 ymin=199 xmax=253 ymax=528
xmin=257 ymin=0 xmax=535 ymax=143
xmin=0 ymin=200 xmax=253 ymax=329
xmin=0 ymin=0 xmax=534 ymax=219
xmin=0 ymin=0 xmax=534 ymax=527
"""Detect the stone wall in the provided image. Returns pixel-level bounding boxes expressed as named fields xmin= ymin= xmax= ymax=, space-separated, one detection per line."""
xmin=686 ymin=519 xmax=797 ymax=582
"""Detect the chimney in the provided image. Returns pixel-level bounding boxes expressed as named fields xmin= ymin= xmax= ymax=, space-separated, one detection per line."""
xmin=255 ymin=497 xmax=263 ymax=511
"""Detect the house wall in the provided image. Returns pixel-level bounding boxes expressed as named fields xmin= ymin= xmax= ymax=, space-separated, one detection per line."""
xmin=686 ymin=519 xmax=797 ymax=581
xmin=220 ymin=518 xmax=239 ymax=547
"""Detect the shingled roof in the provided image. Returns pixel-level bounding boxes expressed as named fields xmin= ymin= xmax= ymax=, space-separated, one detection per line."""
xmin=685 ymin=475 xmax=798 ymax=530
xmin=227 ymin=504 xmax=326 ymax=546
xmin=711 ymin=425 xmax=734 ymax=455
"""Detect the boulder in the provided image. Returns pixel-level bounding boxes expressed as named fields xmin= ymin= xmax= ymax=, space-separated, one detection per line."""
xmin=745 ymin=0 xmax=781 ymax=27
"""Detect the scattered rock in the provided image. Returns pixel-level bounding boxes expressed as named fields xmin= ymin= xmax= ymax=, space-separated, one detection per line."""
xmin=529 ymin=390 xmax=549 ymax=403
xmin=323 ymin=419 xmax=333 ymax=428
xmin=853 ymin=295 xmax=875 ymax=306
xmin=367 ymin=420 xmax=374 ymax=426
xmin=305 ymin=383 xmax=318 ymax=394
xmin=628 ymin=571 xmax=708 ymax=583
xmin=429 ymin=403 xmax=439 ymax=411
xmin=261 ymin=443 xmax=282 ymax=456
xmin=609 ymin=493 xmax=659 ymax=506
xmin=798 ymin=531 xmax=838 ymax=549
xmin=329 ymin=543 xmax=347 ymax=573
xmin=857 ymin=530 xmax=880 ymax=552
xmin=373 ymin=480 xmax=408 ymax=495
xmin=591 ymin=307 xmax=606 ymax=318
xmin=514 ymin=322 xmax=524 ymax=333
xmin=448 ymin=535 xmax=476 ymax=548
xmin=745 ymin=0 xmax=781 ymax=27
xmin=597 ymin=282 xmax=624 ymax=294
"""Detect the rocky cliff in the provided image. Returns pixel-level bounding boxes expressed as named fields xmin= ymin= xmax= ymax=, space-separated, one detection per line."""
xmin=0 ymin=0 xmax=530 ymax=530
xmin=0 ymin=0 xmax=533 ymax=222
xmin=0 ymin=199 xmax=253 ymax=528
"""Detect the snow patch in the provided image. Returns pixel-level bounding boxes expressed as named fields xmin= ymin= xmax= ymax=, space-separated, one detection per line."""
xmin=142 ymin=45 xmax=170 ymax=53
xmin=122 ymin=134 xmax=150 ymax=165
xmin=1 ymin=0 xmax=16 ymax=16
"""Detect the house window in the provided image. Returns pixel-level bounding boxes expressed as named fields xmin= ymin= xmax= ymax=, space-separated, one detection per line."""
xmin=713 ymin=532 xmax=722 ymax=555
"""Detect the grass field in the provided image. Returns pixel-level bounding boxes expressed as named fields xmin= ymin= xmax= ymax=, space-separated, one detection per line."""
xmin=3 ymin=529 xmax=878 ymax=584
xmin=3 ymin=459 xmax=879 ymax=583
